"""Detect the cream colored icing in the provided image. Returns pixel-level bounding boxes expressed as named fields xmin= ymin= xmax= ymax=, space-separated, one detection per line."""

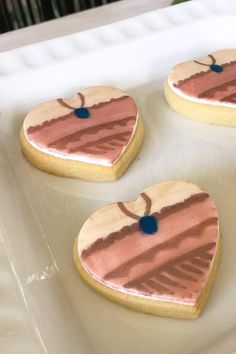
xmin=169 ymin=49 xmax=236 ymax=84
xmin=78 ymin=180 xmax=203 ymax=252
xmin=24 ymin=86 xmax=126 ymax=129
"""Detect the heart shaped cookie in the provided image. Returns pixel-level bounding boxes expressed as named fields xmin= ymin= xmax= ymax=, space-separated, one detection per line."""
xmin=20 ymin=86 xmax=143 ymax=181
xmin=74 ymin=181 xmax=220 ymax=319
xmin=165 ymin=49 xmax=236 ymax=125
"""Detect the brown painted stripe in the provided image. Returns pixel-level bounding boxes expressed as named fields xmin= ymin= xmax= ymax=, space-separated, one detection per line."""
xmin=124 ymin=242 xmax=215 ymax=289
xmin=157 ymin=193 xmax=209 ymax=221
xmin=27 ymin=112 xmax=73 ymax=134
xmin=97 ymin=144 xmax=115 ymax=151
xmin=145 ymin=279 xmax=173 ymax=294
xmin=82 ymin=223 xmax=139 ymax=259
xmin=68 ymin=131 xmax=131 ymax=153
xmin=82 ymin=192 xmax=211 ymax=259
xmin=198 ymin=79 xmax=236 ymax=99
xmin=190 ymin=258 xmax=209 ymax=268
xmin=198 ymin=253 xmax=213 ymax=261
xmin=119 ymin=135 xmax=131 ymax=142
xmin=111 ymin=142 xmax=123 ymax=147
xmin=91 ymin=96 xmax=129 ymax=110
xmin=175 ymin=60 xmax=236 ymax=88
xmin=135 ymin=284 xmax=151 ymax=293
xmin=75 ymin=148 xmax=113 ymax=155
xmin=70 ymin=144 xmax=118 ymax=154
xmin=103 ymin=217 xmax=217 ymax=280
xmin=220 ymin=93 xmax=236 ymax=103
xmin=155 ymin=274 xmax=186 ymax=289
xmin=27 ymin=96 xmax=130 ymax=134
xmin=175 ymin=70 xmax=209 ymax=88
xmin=179 ymin=264 xmax=203 ymax=275
xmin=167 ymin=267 xmax=197 ymax=282
xmin=48 ymin=116 xmax=136 ymax=148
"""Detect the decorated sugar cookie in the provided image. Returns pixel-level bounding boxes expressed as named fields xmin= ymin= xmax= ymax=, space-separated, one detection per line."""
xmin=73 ymin=181 xmax=220 ymax=319
xmin=165 ymin=49 xmax=236 ymax=125
xmin=20 ymin=86 xmax=143 ymax=181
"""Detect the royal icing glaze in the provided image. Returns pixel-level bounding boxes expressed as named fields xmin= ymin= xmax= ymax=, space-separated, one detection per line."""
xmin=23 ymin=86 xmax=138 ymax=166
xmin=78 ymin=181 xmax=219 ymax=305
xmin=168 ymin=49 xmax=236 ymax=108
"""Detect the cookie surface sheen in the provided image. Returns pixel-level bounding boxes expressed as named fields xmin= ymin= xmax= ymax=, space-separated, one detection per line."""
xmin=21 ymin=86 xmax=143 ymax=181
xmin=23 ymin=86 xmax=138 ymax=166
xmin=165 ymin=49 xmax=236 ymax=125
xmin=74 ymin=180 xmax=220 ymax=319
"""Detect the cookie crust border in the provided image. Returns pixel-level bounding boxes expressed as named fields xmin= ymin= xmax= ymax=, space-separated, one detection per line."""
xmin=73 ymin=233 xmax=220 ymax=319
xmin=164 ymin=80 xmax=236 ymax=126
xmin=20 ymin=115 xmax=143 ymax=181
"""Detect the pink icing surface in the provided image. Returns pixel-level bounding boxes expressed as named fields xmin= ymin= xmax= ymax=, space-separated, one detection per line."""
xmin=81 ymin=195 xmax=218 ymax=304
xmin=175 ymin=61 xmax=236 ymax=101
xmin=25 ymin=95 xmax=138 ymax=165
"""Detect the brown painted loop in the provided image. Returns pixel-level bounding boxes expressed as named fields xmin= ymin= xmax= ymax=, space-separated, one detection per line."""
xmin=57 ymin=92 xmax=85 ymax=110
xmin=117 ymin=193 xmax=152 ymax=221
xmin=194 ymin=54 xmax=216 ymax=67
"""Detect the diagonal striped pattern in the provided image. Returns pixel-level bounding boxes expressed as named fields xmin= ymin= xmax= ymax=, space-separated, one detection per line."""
xmin=198 ymin=79 xmax=236 ymax=99
xmin=174 ymin=58 xmax=236 ymax=104
xmin=68 ymin=132 xmax=131 ymax=154
xmin=25 ymin=92 xmax=138 ymax=165
xmin=79 ymin=181 xmax=219 ymax=304
xmin=103 ymin=217 xmax=217 ymax=280
xmin=50 ymin=117 xmax=135 ymax=149
xmin=124 ymin=242 xmax=215 ymax=297
xmin=221 ymin=93 xmax=236 ymax=103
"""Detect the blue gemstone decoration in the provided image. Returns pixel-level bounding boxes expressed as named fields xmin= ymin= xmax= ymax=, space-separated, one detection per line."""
xmin=74 ymin=107 xmax=90 ymax=119
xmin=210 ymin=64 xmax=224 ymax=73
xmin=139 ymin=215 xmax=158 ymax=235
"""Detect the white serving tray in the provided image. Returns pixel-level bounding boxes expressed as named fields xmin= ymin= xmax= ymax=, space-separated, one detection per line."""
xmin=1 ymin=0 xmax=236 ymax=353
